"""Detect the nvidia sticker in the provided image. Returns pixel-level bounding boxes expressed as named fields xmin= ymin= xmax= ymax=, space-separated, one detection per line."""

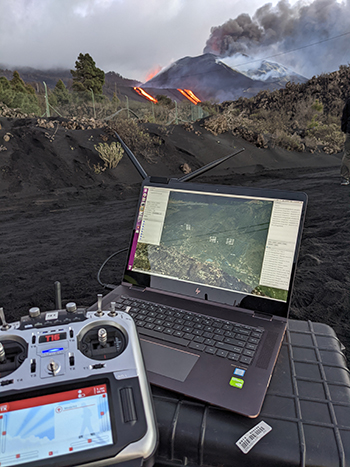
xmin=229 ymin=377 xmax=244 ymax=389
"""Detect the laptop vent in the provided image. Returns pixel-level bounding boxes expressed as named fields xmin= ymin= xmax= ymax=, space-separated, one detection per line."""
xmin=255 ymin=331 xmax=279 ymax=370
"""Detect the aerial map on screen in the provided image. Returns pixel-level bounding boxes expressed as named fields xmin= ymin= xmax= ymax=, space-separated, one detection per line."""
xmin=132 ymin=190 xmax=290 ymax=299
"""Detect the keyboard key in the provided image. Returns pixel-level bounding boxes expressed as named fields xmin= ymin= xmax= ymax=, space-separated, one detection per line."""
xmin=224 ymin=337 xmax=245 ymax=347
xmin=235 ymin=334 xmax=248 ymax=341
xmin=248 ymin=337 xmax=260 ymax=344
xmin=139 ymin=328 xmax=189 ymax=347
xmin=189 ymin=342 xmax=205 ymax=352
xmin=205 ymin=346 xmax=217 ymax=354
xmin=228 ymin=352 xmax=240 ymax=361
xmin=216 ymin=342 xmax=243 ymax=354
xmin=204 ymin=338 xmax=215 ymax=346
xmin=203 ymin=332 xmax=214 ymax=339
xmin=184 ymin=333 xmax=194 ymax=340
xmin=174 ymin=331 xmax=184 ymax=338
xmin=194 ymin=336 xmax=205 ymax=343
xmin=246 ymin=343 xmax=257 ymax=351
xmin=217 ymin=350 xmax=228 ymax=358
xmin=213 ymin=334 xmax=224 ymax=342
xmin=240 ymin=355 xmax=252 ymax=365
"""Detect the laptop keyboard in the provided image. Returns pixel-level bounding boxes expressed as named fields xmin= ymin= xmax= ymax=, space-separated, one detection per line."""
xmin=114 ymin=296 xmax=264 ymax=366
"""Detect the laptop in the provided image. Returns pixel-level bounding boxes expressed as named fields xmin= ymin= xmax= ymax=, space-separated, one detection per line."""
xmin=97 ymin=176 xmax=307 ymax=417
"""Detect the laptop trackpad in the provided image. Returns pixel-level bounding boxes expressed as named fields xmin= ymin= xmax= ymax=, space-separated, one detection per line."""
xmin=141 ymin=339 xmax=199 ymax=382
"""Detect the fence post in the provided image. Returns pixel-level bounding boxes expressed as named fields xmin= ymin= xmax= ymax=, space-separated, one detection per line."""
xmin=43 ymin=82 xmax=50 ymax=117
xmin=126 ymin=96 xmax=130 ymax=118
xmin=90 ymin=88 xmax=96 ymax=119
xmin=175 ymin=101 xmax=178 ymax=125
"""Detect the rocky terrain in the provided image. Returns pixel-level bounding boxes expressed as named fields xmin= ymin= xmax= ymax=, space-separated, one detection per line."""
xmin=203 ymin=64 xmax=350 ymax=156
xmin=0 ymin=106 xmax=349 ymax=366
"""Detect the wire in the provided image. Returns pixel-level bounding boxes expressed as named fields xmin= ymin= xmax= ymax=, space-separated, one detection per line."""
xmin=97 ymin=247 xmax=129 ymax=290
xmin=230 ymin=30 xmax=350 ymax=68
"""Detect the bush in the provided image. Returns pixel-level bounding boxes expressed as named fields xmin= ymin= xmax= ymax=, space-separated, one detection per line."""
xmin=94 ymin=142 xmax=124 ymax=168
xmin=272 ymin=130 xmax=304 ymax=152
xmin=109 ymin=118 xmax=161 ymax=162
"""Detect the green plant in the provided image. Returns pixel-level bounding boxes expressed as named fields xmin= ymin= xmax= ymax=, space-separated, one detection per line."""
xmin=52 ymin=79 xmax=71 ymax=105
xmin=94 ymin=141 xmax=124 ymax=168
xmin=71 ymin=53 xmax=105 ymax=96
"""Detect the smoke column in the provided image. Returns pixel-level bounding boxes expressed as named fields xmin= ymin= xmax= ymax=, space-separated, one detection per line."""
xmin=204 ymin=0 xmax=350 ymax=78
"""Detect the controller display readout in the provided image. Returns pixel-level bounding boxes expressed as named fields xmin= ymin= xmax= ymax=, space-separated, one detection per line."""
xmin=38 ymin=332 xmax=67 ymax=343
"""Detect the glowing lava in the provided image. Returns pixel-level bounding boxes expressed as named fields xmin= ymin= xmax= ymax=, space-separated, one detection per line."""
xmin=133 ymin=87 xmax=158 ymax=104
xmin=145 ymin=66 xmax=162 ymax=82
xmin=177 ymin=89 xmax=201 ymax=105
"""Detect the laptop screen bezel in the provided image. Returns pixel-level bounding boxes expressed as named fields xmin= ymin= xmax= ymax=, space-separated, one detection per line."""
xmin=122 ymin=177 xmax=307 ymax=319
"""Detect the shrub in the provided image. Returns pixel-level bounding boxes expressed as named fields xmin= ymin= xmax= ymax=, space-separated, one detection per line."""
xmin=109 ymin=118 xmax=161 ymax=162
xmin=94 ymin=142 xmax=124 ymax=168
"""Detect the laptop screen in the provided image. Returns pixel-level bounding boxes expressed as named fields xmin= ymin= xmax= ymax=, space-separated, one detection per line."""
xmin=123 ymin=179 xmax=307 ymax=317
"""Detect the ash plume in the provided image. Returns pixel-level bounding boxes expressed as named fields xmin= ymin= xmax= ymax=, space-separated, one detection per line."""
xmin=204 ymin=0 xmax=350 ymax=78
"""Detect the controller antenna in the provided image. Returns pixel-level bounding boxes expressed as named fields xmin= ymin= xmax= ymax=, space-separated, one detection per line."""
xmin=54 ymin=281 xmax=62 ymax=309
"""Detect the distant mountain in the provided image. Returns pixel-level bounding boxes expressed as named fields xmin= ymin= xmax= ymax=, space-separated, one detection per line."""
xmin=143 ymin=53 xmax=259 ymax=102
xmin=144 ymin=53 xmax=308 ymax=102
xmin=0 ymin=66 xmax=140 ymax=96
xmin=236 ymin=59 xmax=308 ymax=85
xmin=0 ymin=55 xmax=308 ymax=104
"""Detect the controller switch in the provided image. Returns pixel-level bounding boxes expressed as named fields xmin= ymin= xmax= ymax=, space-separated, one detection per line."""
xmin=91 ymin=363 xmax=105 ymax=369
xmin=0 ymin=379 xmax=14 ymax=387
xmin=69 ymin=355 xmax=75 ymax=366
xmin=31 ymin=359 xmax=36 ymax=373
xmin=47 ymin=359 xmax=59 ymax=376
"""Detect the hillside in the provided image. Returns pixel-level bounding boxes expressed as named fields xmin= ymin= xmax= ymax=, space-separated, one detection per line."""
xmin=204 ymin=64 xmax=350 ymax=154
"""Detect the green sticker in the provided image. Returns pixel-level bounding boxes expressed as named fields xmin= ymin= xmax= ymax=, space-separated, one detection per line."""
xmin=229 ymin=377 xmax=244 ymax=389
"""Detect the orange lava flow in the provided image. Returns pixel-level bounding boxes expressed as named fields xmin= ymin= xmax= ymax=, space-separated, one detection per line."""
xmin=133 ymin=87 xmax=158 ymax=104
xmin=145 ymin=66 xmax=162 ymax=82
xmin=177 ymin=89 xmax=201 ymax=105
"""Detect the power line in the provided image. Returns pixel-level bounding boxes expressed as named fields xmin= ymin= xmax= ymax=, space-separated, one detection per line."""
xmin=230 ymin=30 xmax=350 ymax=68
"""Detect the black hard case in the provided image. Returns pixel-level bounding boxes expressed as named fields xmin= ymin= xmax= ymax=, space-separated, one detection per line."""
xmin=152 ymin=319 xmax=350 ymax=467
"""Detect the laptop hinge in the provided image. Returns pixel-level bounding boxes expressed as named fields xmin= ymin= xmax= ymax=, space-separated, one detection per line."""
xmin=252 ymin=311 xmax=273 ymax=321
xmin=149 ymin=176 xmax=169 ymax=184
xmin=129 ymin=285 xmax=146 ymax=292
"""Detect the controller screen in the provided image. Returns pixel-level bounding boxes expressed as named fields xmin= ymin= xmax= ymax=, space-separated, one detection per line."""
xmin=0 ymin=384 xmax=113 ymax=466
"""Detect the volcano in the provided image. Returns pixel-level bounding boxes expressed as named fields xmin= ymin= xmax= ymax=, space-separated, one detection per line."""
xmin=143 ymin=53 xmax=307 ymax=103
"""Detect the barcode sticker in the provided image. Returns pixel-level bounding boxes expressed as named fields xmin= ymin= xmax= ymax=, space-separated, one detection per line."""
xmin=236 ymin=421 xmax=272 ymax=454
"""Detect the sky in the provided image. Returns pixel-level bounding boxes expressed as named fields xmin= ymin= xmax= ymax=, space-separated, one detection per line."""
xmin=0 ymin=0 xmax=349 ymax=82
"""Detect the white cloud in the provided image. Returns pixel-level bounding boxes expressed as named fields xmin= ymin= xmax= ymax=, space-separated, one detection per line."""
xmin=0 ymin=0 xmax=342 ymax=80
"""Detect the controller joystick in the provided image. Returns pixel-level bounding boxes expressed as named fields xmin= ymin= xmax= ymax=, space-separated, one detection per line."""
xmin=0 ymin=307 xmax=28 ymax=378
xmin=78 ymin=323 xmax=127 ymax=360
xmin=0 ymin=336 xmax=28 ymax=378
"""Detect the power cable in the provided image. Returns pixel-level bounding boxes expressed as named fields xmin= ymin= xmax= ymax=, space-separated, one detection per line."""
xmin=230 ymin=30 xmax=350 ymax=68
xmin=97 ymin=247 xmax=128 ymax=290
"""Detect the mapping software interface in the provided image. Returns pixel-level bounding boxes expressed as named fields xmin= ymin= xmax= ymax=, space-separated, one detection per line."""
xmin=0 ymin=384 xmax=113 ymax=466
xmin=128 ymin=186 xmax=303 ymax=302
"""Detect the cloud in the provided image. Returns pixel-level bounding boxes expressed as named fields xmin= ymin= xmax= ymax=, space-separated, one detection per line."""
xmin=203 ymin=0 xmax=350 ymax=78
xmin=0 ymin=0 xmax=276 ymax=80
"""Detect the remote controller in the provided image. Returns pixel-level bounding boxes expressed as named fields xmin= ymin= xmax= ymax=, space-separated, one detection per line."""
xmin=0 ymin=295 xmax=157 ymax=467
